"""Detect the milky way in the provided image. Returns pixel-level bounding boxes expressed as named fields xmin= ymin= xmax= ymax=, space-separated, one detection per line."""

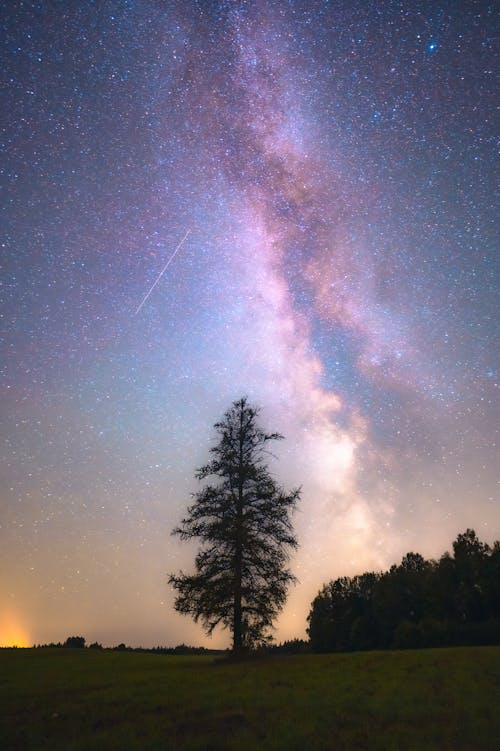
xmin=1 ymin=1 xmax=498 ymax=648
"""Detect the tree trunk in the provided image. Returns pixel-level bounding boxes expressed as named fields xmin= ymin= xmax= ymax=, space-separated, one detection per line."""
xmin=233 ymin=557 xmax=242 ymax=652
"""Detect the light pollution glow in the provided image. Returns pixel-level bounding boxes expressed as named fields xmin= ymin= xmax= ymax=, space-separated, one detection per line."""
xmin=0 ymin=611 xmax=31 ymax=649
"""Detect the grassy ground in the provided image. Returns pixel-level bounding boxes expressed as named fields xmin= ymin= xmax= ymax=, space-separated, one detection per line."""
xmin=1 ymin=646 xmax=499 ymax=750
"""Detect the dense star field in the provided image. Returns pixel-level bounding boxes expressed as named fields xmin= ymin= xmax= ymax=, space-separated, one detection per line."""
xmin=1 ymin=1 xmax=498 ymax=648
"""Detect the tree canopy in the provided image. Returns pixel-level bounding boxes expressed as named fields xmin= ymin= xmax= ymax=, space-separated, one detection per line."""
xmin=308 ymin=530 xmax=500 ymax=652
xmin=169 ymin=397 xmax=300 ymax=652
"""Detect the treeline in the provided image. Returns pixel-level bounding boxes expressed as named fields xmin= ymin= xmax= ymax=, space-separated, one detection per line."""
xmin=110 ymin=643 xmax=221 ymax=655
xmin=308 ymin=529 xmax=500 ymax=652
xmin=268 ymin=639 xmax=310 ymax=654
xmin=33 ymin=637 xmax=220 ymax=655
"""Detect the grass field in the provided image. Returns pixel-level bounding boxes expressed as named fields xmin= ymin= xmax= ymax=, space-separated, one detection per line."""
xmin=1 ymin=646 xmax=499 ymax=750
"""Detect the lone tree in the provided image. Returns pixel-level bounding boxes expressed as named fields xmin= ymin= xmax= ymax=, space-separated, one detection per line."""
xmin=169 ymin=397 xmax=300 ymax=652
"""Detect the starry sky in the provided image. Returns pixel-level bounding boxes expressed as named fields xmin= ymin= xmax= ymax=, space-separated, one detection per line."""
xmin=1 ymin=0 xmax=498 ymax=648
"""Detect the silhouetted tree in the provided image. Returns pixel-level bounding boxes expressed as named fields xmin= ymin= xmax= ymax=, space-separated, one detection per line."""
xmin=452 ymin=528 xmax=489 ymax=622
xmin=308 ymin=573 xmax=381 ymax=651
xmin=484 ymin=542 xmax=500 ymax=619
xmin=169 ymin=397 xmax=300 ymax=652
xmin=64 ymin=636 xmax=85 ymax=648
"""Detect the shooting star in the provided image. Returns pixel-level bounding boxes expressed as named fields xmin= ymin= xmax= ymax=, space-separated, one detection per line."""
xmin=135 ymin=229 xmax=191 ymax=315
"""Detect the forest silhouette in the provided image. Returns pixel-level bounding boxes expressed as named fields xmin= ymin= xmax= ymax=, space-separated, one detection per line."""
xmin=308 ymin=528 xmax=500 ymax=652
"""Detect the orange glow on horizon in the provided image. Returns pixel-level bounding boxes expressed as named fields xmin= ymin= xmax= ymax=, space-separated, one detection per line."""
xmin=0 ymin=611 xmax=31 ymax=648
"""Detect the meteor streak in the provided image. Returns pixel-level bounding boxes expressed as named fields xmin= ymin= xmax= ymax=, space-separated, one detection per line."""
xmin=135 ymin=229 xmax=191 ymax=314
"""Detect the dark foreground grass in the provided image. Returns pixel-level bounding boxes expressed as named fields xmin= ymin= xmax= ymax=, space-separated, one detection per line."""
xmin=1 ymin=646 xmax=499 ymax=750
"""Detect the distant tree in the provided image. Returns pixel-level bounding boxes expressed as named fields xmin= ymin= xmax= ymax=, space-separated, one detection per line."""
xmin=308 ymin=573 xmax=380 ymax=652
xmin=348 ymin=572 xmax=380 ymax=650
xmin=452 ymin=529 xmax=490 ymax=622
xmin=88 ymin=641 xmax=103 ymax=650
xmin=484 ymin=542 xmax=500 ymax=619
xmin=169 ymin=397 xmax=300 ymax=652
xmin=307 ymin=581 xmax=338 ymax=653
xmin=64 ymin=636 xmax=85 ymax=648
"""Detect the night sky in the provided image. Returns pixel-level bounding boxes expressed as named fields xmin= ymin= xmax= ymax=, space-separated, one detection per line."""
xmin=1 ymin=0 xmax=498 ymax=648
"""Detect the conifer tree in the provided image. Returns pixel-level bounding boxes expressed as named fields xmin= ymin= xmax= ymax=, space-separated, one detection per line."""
xmin=169 ymin=397 xmax=300 ymax=652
